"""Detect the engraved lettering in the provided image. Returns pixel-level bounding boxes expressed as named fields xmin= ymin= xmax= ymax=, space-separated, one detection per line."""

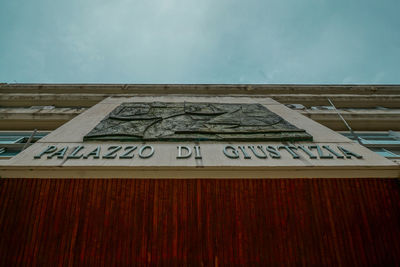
xmin=238 ymin=146 xmax=251 ymax=159
xmin=194 ymin=145 xmax=202 ymax=159
xmin=223 ymin=145 xmax=239 ymax=159
xmin=103 ymin=146 xmax=122 ymax=159
xmin=297 ymin=145 xmax=317 ymax=159
xmin=119 ymin=146 xmax=137 ymax=159
xmin=278 ymin=145 xmax=300 ymax=159
xmin=248 ymin=145 xmax=268 ymax=159
xmin=67 ymin=145 xmax=85 ymax=159
xmin=48 ymin=146 xmax=68 ymax=159
xmin=322 ymin=145 xmax=344 ymax=159
xmin=337 ymin=146 xmax=363 ymax=159
xmin=265 ymin=146 xmax=281 ymax=158
xmin=84 ymin=146 xmax=101 ymax=159
xmin=308 ymin=145 xmax=333 ymax=159
xmin=139 ymin=145 xmax=154 ymax=158
xmin=34 ymin=145 xmax=57 ymax=159
xmin=177 ymin=146 xmax=192 ymax=159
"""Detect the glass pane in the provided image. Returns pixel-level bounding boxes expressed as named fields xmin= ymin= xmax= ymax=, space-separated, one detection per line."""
xmin=0 ymin=137 xmax=25 ymax=144
xmin=341 ymin=132 xmax=400 ymax=144
xmin=0 ymin=150 xmax=20 ymax=157
xmin=369 ymin=148 xmax=399 ymax=158
xmin=361 ymin=140 xmax=400 ymax=145
xmin=0 ymin=132 xmax=50 ymax=158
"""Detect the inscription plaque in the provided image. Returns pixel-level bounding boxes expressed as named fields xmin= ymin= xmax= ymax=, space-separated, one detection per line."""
xmin=84 ymin=102 xmax=313 ymax=141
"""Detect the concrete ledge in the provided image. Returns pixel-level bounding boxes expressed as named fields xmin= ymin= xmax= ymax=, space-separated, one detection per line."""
xmin=1 ymin=84 xmax=400 ymax=95
xmin=2 ymin=107 xmax=400 ymax=131
xmin=1 ymin=93 xmax=400 ymax=108
xmin=1 ymin=165 xmax=399 ymax=178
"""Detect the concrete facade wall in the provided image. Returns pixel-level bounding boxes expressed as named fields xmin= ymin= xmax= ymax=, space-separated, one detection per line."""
xmin=1 ymin=84 xmax=400 ymax=131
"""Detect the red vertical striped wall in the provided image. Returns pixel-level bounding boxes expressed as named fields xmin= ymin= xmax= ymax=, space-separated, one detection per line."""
xmin=0 ymin=178 xmax=400 ymax=266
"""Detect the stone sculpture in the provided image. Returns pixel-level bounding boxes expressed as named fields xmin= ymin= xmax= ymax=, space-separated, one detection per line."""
xmin=84 ymin=102 xmax=313 ymax=141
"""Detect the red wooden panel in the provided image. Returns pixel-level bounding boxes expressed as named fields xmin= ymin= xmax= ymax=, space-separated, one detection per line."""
xmin=0 ymin=179 xmax=399 ymax=266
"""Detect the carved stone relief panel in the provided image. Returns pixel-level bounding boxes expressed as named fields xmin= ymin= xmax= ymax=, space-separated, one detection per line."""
xmin=84 ymin=102 xmax=313 ymax=141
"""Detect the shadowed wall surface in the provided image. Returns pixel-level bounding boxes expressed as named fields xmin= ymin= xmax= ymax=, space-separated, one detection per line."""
xmin=0 ymin=178 xmax=399 ymax=266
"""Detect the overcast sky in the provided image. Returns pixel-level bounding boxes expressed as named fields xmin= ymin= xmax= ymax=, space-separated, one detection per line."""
xmin=0 ymin=0 xmax=399 ymax=84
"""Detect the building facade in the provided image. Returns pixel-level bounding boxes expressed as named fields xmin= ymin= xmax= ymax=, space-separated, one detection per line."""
xmin=0 ymin=84 xmax=400 ymax=265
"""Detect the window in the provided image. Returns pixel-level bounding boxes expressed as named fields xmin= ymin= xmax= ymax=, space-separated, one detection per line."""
xmin=285 ymin=104 xmax=305 ymax=110
xmin=341 ymin=131 xmax=400 ymax=159
xmin=0 ymin=131 xmax=49 ymax=159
